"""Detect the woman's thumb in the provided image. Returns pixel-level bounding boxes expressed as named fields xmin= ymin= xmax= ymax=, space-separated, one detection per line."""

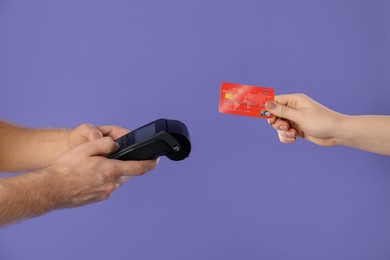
xmin=265 ymin=101 xmax=299 ymax=121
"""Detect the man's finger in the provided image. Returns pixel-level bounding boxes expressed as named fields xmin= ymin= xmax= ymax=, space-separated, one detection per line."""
xmin=74 ymin=123 xmax=103 ymax=141
xmin=115 ymin=176 xmax=132 ymax=188
xmin=111 ymin=159 xmax=159 ymax=177
xmin=76 ymin=137 xmax=119 ymax=157
xmin=97 ymin=126 xmax=130 ymax=139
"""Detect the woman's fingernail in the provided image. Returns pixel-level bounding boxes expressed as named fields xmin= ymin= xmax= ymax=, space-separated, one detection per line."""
xmin=265 ymin=101 xmax=277 ymax=110
xmin=287 ymin=131 xmax=295 ymax=137
xmin=279 ymin=125 xmax=288 ymax=131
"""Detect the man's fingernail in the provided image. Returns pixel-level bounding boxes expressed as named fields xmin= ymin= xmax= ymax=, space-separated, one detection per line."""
xmin=265 ymin=101 xmax=277 ymax=110
xmin=91 ymin=130 xmax=103 ymax=140
xmin=104 ymin=136 xmax=115 ymax=144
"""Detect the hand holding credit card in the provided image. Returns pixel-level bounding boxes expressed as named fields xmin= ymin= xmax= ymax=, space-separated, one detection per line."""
xmin=219 ymin=82 xmax=275 ymax=118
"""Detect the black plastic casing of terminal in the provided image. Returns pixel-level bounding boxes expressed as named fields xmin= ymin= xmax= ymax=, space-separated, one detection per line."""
xmin=107 ymin=119 xmax=191 ymax=161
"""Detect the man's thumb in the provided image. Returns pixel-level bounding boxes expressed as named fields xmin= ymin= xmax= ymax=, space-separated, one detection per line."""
xmin=265 ymin=101 xmax=298 ymax=121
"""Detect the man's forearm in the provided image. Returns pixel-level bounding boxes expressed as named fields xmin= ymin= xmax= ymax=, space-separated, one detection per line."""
xmin=0 ymin=169 xmax=58 ymax=227
xmin=335 ymin=115 xmax=390 ymax=156
xmin=0 ymin=121 xmax=70 ymax=172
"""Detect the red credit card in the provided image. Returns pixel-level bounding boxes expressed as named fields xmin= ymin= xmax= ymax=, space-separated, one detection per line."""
xmin=219 ymin=82 xmax=274 ymax=118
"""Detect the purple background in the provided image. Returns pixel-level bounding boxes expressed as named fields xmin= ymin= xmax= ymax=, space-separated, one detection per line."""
xmin=1 ymin=0 xmax=390 ymax=259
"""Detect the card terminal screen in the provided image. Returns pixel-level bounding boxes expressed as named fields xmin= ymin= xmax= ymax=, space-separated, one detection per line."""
xmin=116 ymin=123 xmax=156 ymax=149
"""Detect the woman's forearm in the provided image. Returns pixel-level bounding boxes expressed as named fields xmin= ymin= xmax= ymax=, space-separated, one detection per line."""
xmin=335 ymin=115 xmax=390 ymax=156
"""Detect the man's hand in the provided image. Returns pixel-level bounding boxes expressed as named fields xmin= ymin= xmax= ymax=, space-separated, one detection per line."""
xmin=47 ymin=136 xmax=158 ymax=208
xmin=0 ymin=136 xmax=158 ymax=226
xmin=0 ymin=121 xmax=131 ymax=172
xmin=67 ymin=124 xmax=129 ymax=150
